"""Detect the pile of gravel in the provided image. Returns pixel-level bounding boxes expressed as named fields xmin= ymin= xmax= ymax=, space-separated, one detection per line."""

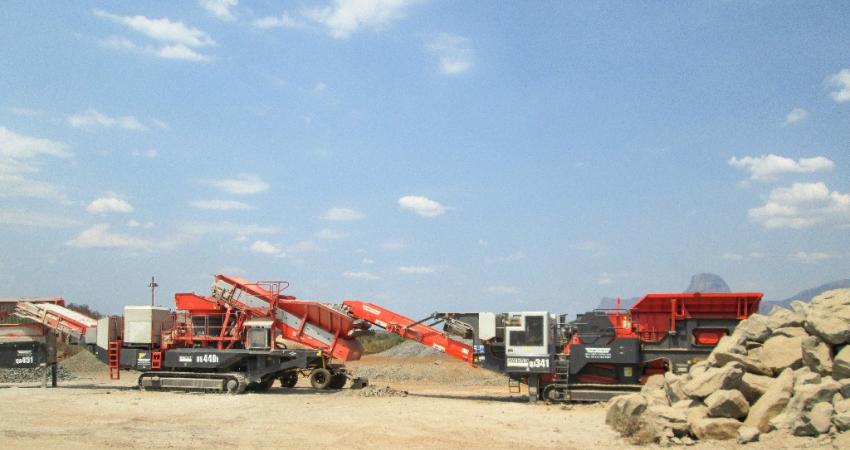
xmin=0 ymin=365 xmax=75 ymax=384
xmin=60 ymin=350 xmax=106 ymax=374
xmin=606 ymin=288 xmax=850 ymax=446
xmin=376 ymin=340 xmax=443 ymax=358
xmin=341 ymin=384 xmax=408 ymax=398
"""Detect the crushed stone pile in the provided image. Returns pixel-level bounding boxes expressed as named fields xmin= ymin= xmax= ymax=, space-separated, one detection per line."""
xmin=0 ymin=365 xmax=75 ymax=384
xmin=377 ymin=340 xmax=443 ymax=358
xmin=606 ymin=288 xmax=850 ymax=446
xmin=345 ymin=385 xmax=409 ymax=398
xmin=59 ymin=350 xmax=106 ymax=374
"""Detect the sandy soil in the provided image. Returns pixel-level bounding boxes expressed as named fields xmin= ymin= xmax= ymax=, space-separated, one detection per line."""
xmin=0 ymin=355 xmax=845 ymax=449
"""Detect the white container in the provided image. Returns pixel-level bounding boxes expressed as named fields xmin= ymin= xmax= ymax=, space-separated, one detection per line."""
xmin=123 ymin=306 xmax=170 ymax=345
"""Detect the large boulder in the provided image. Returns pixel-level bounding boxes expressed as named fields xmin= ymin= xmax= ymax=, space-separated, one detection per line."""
xmin=713 ymin=351 xmax=771 ymax=376
xmin=641 ymin=374 xmax=669 ymax=406
xmin=683 ymin=363 xmax=744 ymax=399
xmin=794 ymin=367 xmax=822 ymax=388
xmin=739 ymin=373 xmax=772 ymax=404
xmin=834 ymin=346 xmax=850 ymax=380
xmin=801 ymin=336 xmax=833 ymax=376
xmin=834 ymin=397 xmax=850 ymax=431
xmin=705 ymin=389 xmax=749 ymax=419
xmin=790 ymin=300 xmax=810 ymax=317
xmin=690 ymin=417 xmax=743 ymax=440
xmin=772 ymin=327 xmax=808 ymax=338
xmin=736 ymin=314 xmax=771 ymax=343
xmin=736 ymin=426 xmax=760 ymax=444
xmin=639 ymin=404 xmax=689 ymax=440
xmin=664 ymin=372 xmax=688 ymax=404
xmin=790 ymin=401 xmax=834 ymax=436
xmin=761 ymin=335 xmax=804 ymax=374
xmin=606 ymin=393 xmax=648 ymax=435
xmin=785 ymin=377 xmax=841 ymax=416
xmin=744 ymin=368 xmax=794 ymax=433
xmin=766 ymin=306 xmax=805 ymax=330
xmin=805 ymin=289 xmax=850 ymax=345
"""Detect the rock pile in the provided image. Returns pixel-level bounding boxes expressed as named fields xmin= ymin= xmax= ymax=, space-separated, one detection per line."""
xmin=606 ymin=288 xmax=850 ymax=445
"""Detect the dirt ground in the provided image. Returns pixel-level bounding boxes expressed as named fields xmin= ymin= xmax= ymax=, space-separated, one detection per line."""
xmin=0 ymin=354 xmax=845 ymax=449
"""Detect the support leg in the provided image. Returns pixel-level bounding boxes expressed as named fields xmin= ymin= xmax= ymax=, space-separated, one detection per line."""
xmin=527 ymin=374 xmax=539 ymax=403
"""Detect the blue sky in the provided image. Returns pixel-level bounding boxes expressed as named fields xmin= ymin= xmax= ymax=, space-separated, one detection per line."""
xmin=1 ymin=1 xmax=849 ymax=317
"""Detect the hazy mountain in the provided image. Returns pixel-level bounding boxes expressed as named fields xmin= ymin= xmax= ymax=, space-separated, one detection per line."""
xmin=685 ymin=273 xmax=731 ymax=293
xmin=762 ymin=278 xmax=850 ymax=310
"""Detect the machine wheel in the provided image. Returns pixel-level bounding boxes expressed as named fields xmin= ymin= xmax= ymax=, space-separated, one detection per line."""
xmin=328 ymin=373 xmax=347 ymax=389
xmin=225 ymin=378 xmax=240 ymax=394
xmin=309 ymin=368 xmax=332 ymax=390
xmin=279 ymin=372 xmax=298 ymax=388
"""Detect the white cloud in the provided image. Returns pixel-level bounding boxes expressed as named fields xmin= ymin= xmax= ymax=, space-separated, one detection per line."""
xmin=829 ymin=69 xmax=850 ymax=103
xmin=0 ymin=210 xmax=80 ymax=228
xmin=132 ymin=149 xmax=158 ymax=158
xmin=789 ymin=251 xmax=833 ymax=264
xmin=728 ymin=154 xmax=834 ymax=182
xmin=200 ymin=0 xmax=238 ymax=22
xmin=177 ymin=221 xmax=277 ymax=236
xmin=86 ymin=196 xmax=134 ymax=214
xmin=302 ymin=0 xmax=415 ymax=38
xmin=156 ymin=44 xmax=208 ymax=62
xmin=748 ymin=182 xmax=850 ymax=229
xmin=783 ymin=108 xmax=809 ymax=126
xmin=478 ymin=239 xmax=489 ymax=246
xmin=252 ymin=13 xmax=305 ymax=30
xmin=380 ymin=239 xmax=406 ymax=250
xmin=94 ymin=9 xmax=214 ymax=47
xmin=0 ymin=173 xmax=68 ymax=201
xmin=426 ymin=33 xmax=473 ymax=75
xmin=250 ymin=240 xmax=285 ymax=257
xmin=362 ymin=257 xmax=375 ymax=264
xmin=190 ymin=199 xmax=253 ymax=210
xmin=722 ymin=252 xmax=744 ymax=261
xmin=397 ymin=265 xmax=436 ymax=274
xmin=572 ymin=240 xmax=607 ymax=256
xmin=66 ymin=224 xmax=154 ymax=250
xmin=597 ymin=273 xmax=613 ymax=286
xmin=68 ymin=109 xmax=147 ymax=131
xmin=94 ymin=9 xmax=213 ymax=61
xmin=127 ymin=219 xmax=154 ymax=228
xmin=0 ymin=126 xmax=71 ymax=159
xmin=211 ymin=173 xmax=269 ymax=194
xmin=342 ymin=271 xmax=380 ymax=280
xmin=288 ymin=240 xmax=322 ymax=253
xmin=486 ymin=284 xmax=519 ymax=295
xmin=322 ymin=207 xmax=364 ymax=221
xmin=486 ymin=251 xmax=525 ymax=264
xmin=4 ymin=107 xmax=44 ymax=117
xmin=398 ymin=195 xmax=447 ymax=217
xmin=316 ymin=228 xmax=348 ymax=240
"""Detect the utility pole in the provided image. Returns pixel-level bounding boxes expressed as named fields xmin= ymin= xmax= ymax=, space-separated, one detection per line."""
xmin=148 ymin=276 xmax=159 ymax=306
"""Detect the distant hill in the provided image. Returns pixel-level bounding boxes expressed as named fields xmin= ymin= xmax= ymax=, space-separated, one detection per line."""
xmin=762 ymin=278 xmax=850 ymax=310
xmin=685 ymin=273 xmax=731 ymax=293
xmin=595 ymin=272 xmax=730 ymax=310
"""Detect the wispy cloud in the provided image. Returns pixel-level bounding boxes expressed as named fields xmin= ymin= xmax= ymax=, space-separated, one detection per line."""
xmin=316 ymin=228 xmax=348 ymax=240
xmin=486 ymin=251 xmax=525 ymax=264
xmin=199 ymin=0 xmax=238 ymax=22
xmin=94 ymin=9 xmax=213 ymax=62
xmin=302 ymin=0 xmax=416 ymax=38
xmin=210 ymin=174 xmax=269 ymax=194
xmin=783 ymin=107 xmax=809 ymax=126
xmin=66 ymin=224 xmax=155 ymax=251
xmin=68 ymin=109 xmax=147 ymax=131
xmin=486 ymin=284 xmax=519 ymax=295
xmin=748 ymin=182 xmax=850 ymax=229
xmin=789 ymin=251 xmax=833 ymax=264
xmin=381 ymin=239 xmax=406 ymax=250
xmin=397 ymin=265 xmax=436 ymax=274
xmin=398 ymin=195 xmax=448 ymax=217
xmin=426 ymin=33 xmax=473 ymax=75
xmin=250 ymin=240 xmax=286 ymax=257
xmin=597 ymin=273 xmax=613 ymax=285
xmin=828 ymin=69 xmax=850 ymax=102
xmin=0 ymin=126 xmax=71 ymax=201
xmin=0 ymin=210 xmax=80 ymax=228
xmin=177 ymin=221 xmax=278 ymax=236
xmin=131 ymin=149 xmax=158 ymax=158
xmin=342 ymin=270 xmax=380 ymax=280
xmin=190 ymin=199 xmax=253 ymax=210
xmin=322 ymin=207 xmax=364 ymax=221
xmin=252 ymin=13 xmax=305 ymax=30
xmin=721 ymin=252 xmax=744 ymax=261
xmin=728 ymin=154 xmax=834 ymax=182
xmin=0 ymin=126 xmax=71 ymax=159
xmin=86 ymin=195 xmax=134 ymax=214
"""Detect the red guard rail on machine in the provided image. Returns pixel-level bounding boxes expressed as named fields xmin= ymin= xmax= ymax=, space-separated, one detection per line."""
xmin=342 ymin=300 xmax=475 ymax=364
